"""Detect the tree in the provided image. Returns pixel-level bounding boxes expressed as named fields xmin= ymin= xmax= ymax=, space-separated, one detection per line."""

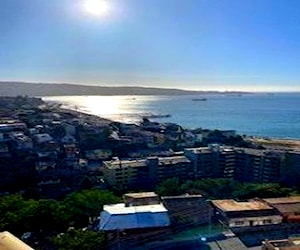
xmin=34 ymin=199 xmax=69 ymax=232
xmin=63 ymin=190 xmax=120 ymax=227
xmin=51 ymin=229 xmax=105 ymax=250
xmin=0 ymin=194 xmax=38 ymax=234
xmin=156 ymin=178 xmax=181 ymax=196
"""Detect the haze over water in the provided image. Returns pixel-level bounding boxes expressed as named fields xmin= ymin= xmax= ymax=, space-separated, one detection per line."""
xmin=43 ymin=93 xmax=300 ymax=139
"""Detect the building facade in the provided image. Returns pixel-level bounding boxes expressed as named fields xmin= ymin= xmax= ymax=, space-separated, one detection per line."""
xmin=102 ymin=156 xmax=192 ymax=189
xmin=212 ymin=199 xmax=282 ymax=228
xmin=184 ymin=145 xmax=284 ymax=183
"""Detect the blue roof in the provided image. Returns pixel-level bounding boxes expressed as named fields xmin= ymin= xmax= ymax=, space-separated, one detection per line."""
xmin=99 ymin=203 xmax=170 ymax=231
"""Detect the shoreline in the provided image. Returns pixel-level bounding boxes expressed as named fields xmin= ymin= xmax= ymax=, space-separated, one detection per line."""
xmin=44 ymin=99 xmax=300 ymax=150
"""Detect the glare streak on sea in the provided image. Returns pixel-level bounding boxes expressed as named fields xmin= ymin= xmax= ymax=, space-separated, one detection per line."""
xmin=43 ymin=93 xmax=300 ymax=139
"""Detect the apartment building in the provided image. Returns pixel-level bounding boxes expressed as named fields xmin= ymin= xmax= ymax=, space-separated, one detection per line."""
xmin=184 ymin=145 xmax=283 ymax=183
xmin=102 ymin=156 xmax=192 ymax=189
xmin=103 ymin=145 xmax=286 ymax=189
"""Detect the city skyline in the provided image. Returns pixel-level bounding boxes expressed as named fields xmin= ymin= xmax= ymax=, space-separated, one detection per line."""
xmin=1 ymin=0 xmax=300 ymax=91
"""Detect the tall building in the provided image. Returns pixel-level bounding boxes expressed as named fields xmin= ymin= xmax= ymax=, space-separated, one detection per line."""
xmin=102 ymin=156 xmax=192 ymax=189
xmin=184 ymin=145 xmax=236 ymax=180
xmin=103 ymin=145 xmax=285 ymax=190
xmin=184 ymin=145 xmax=284 ymax=183
xmin=235 ymin=148 xmax=283 ymax=183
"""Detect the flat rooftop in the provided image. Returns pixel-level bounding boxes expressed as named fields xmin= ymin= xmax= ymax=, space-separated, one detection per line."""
xmin=263 ymin=196 xmax=300 ymax=204
xmin=103 ymin=203 xmax=167 ymax=214
xmin=124 ymin=192 xmax=158 ymax=199
xmin=162 ymin=193 xmax=203 ymax=199
xmin=158 ymin=155 xmax=191 ymax=165
xmin=265 ymin=238 xmax=300 ymax=250
xmin=104 ymin=159 xmax=147 ymax=169
xmin=212 ymin=199 xmax=273 ymax=212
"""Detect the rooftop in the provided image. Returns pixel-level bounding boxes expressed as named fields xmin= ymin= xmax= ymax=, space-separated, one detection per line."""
xmin=235 ymin=147 xmax=266 ymax=156
xmin=263 ymin=196 xmax=300 ymax=204
xmin=103 ymin=203 xmax=167 ymax=215
xmin=124 ymin=192 xmax=158 ymax=199
xmin=100 ymin=203 xmax=170 ymax=231
xmin=162 ymin=193 xmax=203 ymax=199
xmin=265 ymin=238 xmax=300 ymax=250
xmin=104 ymin=159 xmax=147 ymax=169
xmin=158 ymin=155 xmax=191 ymax=165
xmin=212 ymin=199 xmax=273 ymax=212
xmin=104 ymin=155 xmax=190 ymax=169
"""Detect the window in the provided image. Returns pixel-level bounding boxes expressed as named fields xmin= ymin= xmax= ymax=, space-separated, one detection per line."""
xmin=234 ymin=221 xmax=244 ymax=226
xmin=263 ymin=219 xmax=272 ymax=224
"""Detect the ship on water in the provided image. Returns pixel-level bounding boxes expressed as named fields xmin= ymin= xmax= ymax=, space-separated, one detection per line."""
xmin=192 ymin=98 xmax=207 ymax=101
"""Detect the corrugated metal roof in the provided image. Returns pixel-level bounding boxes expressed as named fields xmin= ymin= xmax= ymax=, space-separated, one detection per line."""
xmin=99 ymin=203 xmax=170 ymax=231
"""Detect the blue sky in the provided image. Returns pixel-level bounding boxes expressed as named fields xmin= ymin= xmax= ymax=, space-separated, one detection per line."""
xmin=1 ymin=0 xmax=300 ymax=91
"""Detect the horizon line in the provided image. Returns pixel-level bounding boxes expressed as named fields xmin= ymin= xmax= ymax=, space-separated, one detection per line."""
xmin=1 ymin=80 xmax=300 ymax=93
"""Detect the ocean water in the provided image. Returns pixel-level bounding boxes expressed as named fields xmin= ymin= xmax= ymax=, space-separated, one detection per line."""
xmin=43 ymin=93 xmax=300 ymax=139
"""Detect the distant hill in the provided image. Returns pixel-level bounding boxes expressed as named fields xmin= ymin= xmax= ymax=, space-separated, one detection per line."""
xmin=0 ymin=81 xmax=248 ymax=96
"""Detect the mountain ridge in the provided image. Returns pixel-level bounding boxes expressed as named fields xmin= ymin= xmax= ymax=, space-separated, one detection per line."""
xmin=0 ymin=81 xmax=250 ymax=96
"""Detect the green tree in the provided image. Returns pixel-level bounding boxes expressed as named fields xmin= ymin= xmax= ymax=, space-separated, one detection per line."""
xmin=51 ymin=229 xmax=105 ymax=250
xmin=156 ymin=178 xmax=181 ymax=196
xmin=34 ymin=199 xmax=69 ymax=232
xmin=0 ymin=195 xmax=38 ymax=234
xmin=63 ymin=190 xmax=120 ymax=227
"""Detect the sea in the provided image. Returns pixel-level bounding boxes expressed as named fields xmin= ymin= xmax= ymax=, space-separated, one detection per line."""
xmin=43 ymin=93 xmax=300 ymax=139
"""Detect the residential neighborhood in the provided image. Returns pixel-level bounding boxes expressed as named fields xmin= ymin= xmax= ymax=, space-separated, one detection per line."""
xmin=1 ymin=96 xmax=300 ymax=249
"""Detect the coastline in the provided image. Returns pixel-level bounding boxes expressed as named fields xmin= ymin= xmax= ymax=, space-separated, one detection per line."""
xmin=43 ymin=98 xmax=300 ymax=151
xmin=245 ymin=136 xmax=300 ymax=151
xmin=61 ymin=105 xmax=300 ymax=151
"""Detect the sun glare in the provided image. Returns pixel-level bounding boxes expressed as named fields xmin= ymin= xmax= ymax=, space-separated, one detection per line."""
xmin=83 ymin=0 xmax=109 ymax=16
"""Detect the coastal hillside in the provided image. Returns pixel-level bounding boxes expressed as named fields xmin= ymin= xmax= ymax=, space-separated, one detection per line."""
xmin=0 ymin=81 xmax=246 ymax=96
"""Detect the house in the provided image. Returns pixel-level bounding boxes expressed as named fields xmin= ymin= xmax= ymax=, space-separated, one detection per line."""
xmin=0 ymin=141 xmax=10 ymax=157
xmin=35 ymin=161 xmax=56 ymax=172
xmin=63 ymin=144 xmax=78 ymax=158
xmin=85 ymin=149 xmax=112 ymax=160
xmin=33 ymin=133 xmax=53 ymax=144
xmin=211 ymin=199 xmax=282 ymax=228
xmin=0 ymin=121 xmax=27 ymax=133
xmin=10 ymin=132 xmax=33 ymax=150
xmin=262 ymin=196 xmax=300 ymax=222
xmin=61 ymin=134 xmax=77 ymax=144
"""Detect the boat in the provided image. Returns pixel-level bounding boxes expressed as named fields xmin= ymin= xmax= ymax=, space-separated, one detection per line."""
xmin=192 ymin=98 xmax=207 ymax=101
xmin=142 ymin=114 xmax=171 ymax=119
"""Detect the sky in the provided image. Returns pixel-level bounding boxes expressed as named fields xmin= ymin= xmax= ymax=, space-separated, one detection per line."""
xmin=1 ymin=0 xmax=300 ymax=91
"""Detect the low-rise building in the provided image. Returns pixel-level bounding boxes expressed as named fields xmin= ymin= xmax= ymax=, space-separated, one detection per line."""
xmin=85 ymin=149 xmax=112 ymax=160
xmin=33 ymin=133 xmax=53 ymax=144
xmin=262 ymin=196 xmax=300 ymax=222
xmin=123 ymin=192 xmax=160 ymax=207
xmin=0 ymin=121 xmax=27 ymax=133
xmin=162 ymin=194 xmax=213 ymax=225
xmin=262 ymin=237 xmax=300 ymax=250
xmin=99 ymin=203 xmax=170 ymax=231
xmin=10 ymin=132 xmax=33 ymax=150
xmin=212 ymin=199 xmax=282 ymax=228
